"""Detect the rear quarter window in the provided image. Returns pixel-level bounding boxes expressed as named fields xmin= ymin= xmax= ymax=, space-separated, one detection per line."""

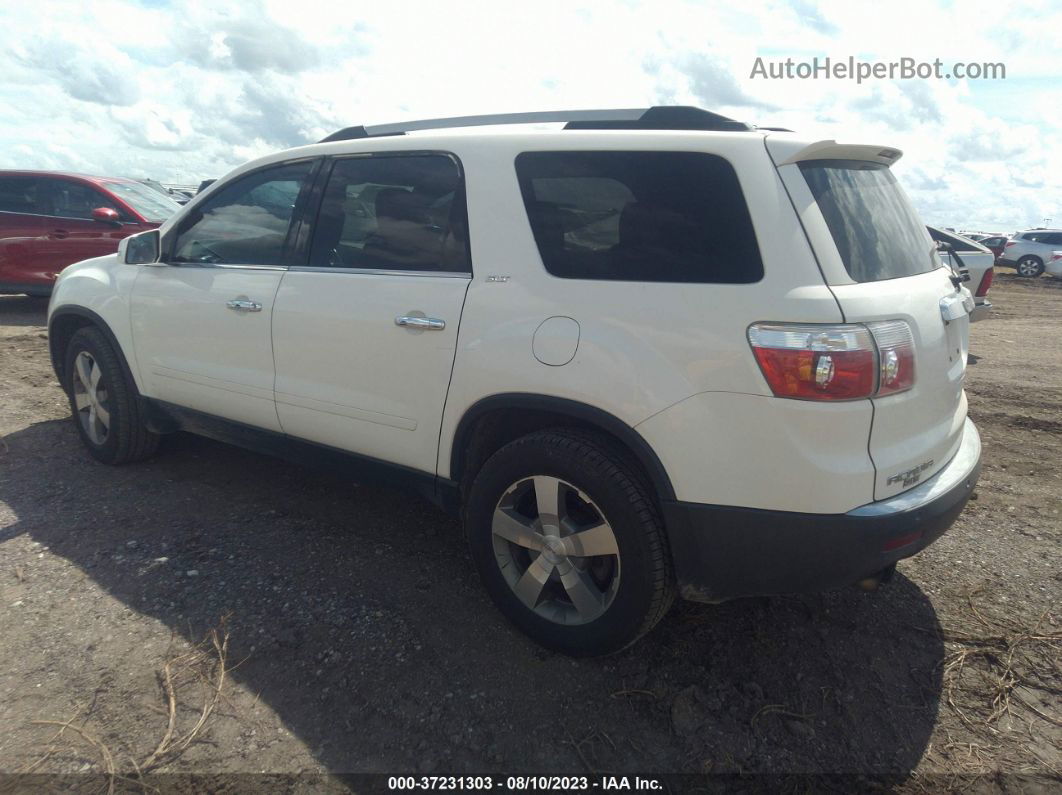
xmin=515 ymin=151 xmax=762 ymax=283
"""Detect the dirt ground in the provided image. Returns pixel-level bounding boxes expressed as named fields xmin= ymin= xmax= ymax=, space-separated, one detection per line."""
xmin=0 ymin=272 xmax=1059 ymax=791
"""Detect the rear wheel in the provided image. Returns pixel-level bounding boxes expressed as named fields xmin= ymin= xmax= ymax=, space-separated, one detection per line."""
xmin=64 ymin=327 xmax=159 ymax=464
xmin=1016 ymin=256 xmax=1044 ymax=277
xmin=465 ymin=430 xmax=673 ymax=656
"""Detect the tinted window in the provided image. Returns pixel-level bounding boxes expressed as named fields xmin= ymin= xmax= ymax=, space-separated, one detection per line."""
xmin=172 ymin=161 xmax=313 ymax=266
xmin=38 ymin=178 xmax=125 ymax=221
xmin=308 ymin=155 xmax=469 ymax=273
xmin=1044 ymin=233 xmax=1062 ymax=245
xmin=800 ymin=160 xmax=936 ymax=282
xmin=0 ymin=177 xmax=40 ymax=214
xmin=515 ymin=151 xmax=762 ymax=283
xmin=981 ymin=237 xmax=1004 ymax=247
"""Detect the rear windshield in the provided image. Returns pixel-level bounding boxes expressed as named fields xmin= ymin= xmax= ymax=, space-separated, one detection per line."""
xmin=799 ymin=160 xmax=937 ymax=282
xmin=102 ymin=180 xmax=181 ymax=223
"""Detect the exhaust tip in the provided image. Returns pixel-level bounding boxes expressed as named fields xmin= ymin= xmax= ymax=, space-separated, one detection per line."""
xmin=858 ymin=564 xmax=897 ymax=592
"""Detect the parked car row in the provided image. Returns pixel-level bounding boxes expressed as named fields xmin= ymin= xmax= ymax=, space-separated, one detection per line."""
xmin=955 ymin=228 xmax=1062 ymax=279
xmin=999 ymin=229 xmax=1062 ymax=278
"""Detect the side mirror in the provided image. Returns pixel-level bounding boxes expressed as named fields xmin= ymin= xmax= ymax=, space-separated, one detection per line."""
xmin=92 ymin=207 xmax=122 ymax=225
xmin=122 ymin=229 xmax=161 ymax=265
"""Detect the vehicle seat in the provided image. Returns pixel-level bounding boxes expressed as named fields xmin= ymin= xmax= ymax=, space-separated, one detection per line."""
xmin=362 ymin=188 xmax=438 ymax=269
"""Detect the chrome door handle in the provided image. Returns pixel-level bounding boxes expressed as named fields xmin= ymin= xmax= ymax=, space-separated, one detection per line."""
xmin=226 ymin=299 xmax=262 ymax=312
xmin=395 ymin=315 xmax=445 ymax=330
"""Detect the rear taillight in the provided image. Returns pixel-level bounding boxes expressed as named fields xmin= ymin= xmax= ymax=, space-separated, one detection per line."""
xmin=748 ymin=321 xmax=915 ymax=401
xmin=1004 ymin=241 xmax=1017 ymax=248
xmin=975 ymin=268 xmax=993 ymax=297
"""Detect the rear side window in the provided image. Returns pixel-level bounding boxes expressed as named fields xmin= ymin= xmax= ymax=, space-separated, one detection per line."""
xmin=800 ymin=160 xmax=936 ymax=282
xmin=171 ymin=161 xmax=314 ymax=266
xmin=0 ymin=177 xmax=39 ymax=214
xmin=308 ymin=154 xmax=469 ymax=273
xmin=515 ymin=151 xmax=762 ymax=283
xmin=1020 ymin=232 xmax=1052 ymax=243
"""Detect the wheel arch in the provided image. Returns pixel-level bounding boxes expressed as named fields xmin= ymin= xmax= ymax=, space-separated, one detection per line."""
xmin=448 ymin=394 xmax=677 ymax=505
xmin=49 ymin=306 xmax=136 ymax=394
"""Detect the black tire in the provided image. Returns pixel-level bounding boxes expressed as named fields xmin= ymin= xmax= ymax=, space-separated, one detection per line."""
xmin=1016 ymin=256 xmax=1044 ymax=277
xmin=465 ymin=429 xmax=674 ymax=656
xmin=64 ymin=326 xmax=159 ymax=465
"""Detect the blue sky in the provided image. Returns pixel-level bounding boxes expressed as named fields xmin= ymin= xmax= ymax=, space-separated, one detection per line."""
xmin=1 ymin=0 xmax=1058 ymax=231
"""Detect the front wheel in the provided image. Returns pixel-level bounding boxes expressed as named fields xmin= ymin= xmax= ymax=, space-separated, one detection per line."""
xmin=465 ymin=430 xmax=674 ymax=656
xmin=1016 ymin=256 xmax=1044 ymax=277
xmin=64 ymin=326 xmax=159 ymax=464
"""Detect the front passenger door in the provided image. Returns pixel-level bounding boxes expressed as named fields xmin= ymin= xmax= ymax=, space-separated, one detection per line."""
xmin=130 ymin=159 xmax=317 ymax=431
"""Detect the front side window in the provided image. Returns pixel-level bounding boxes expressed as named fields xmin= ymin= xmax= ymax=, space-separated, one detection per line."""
xmin=38 ymin=179 xmax=126 ymax=221
xmin=800 ymin=160 xmax=937 ymax=283
xmin=308 ymin=154 xmax=469 ymax=273
xmin=171 ymin=161 xmax=314 ymax=266
xmin=515 ymin=151 xmax=763 ymax=283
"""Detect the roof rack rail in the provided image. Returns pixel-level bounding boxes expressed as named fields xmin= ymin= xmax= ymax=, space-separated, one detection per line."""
xmin=318 ymin=106 xmax=755 ymax=143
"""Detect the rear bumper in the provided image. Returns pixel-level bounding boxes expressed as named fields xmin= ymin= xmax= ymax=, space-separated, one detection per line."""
xmin=663 ymin=419 xmax=981 ymax=602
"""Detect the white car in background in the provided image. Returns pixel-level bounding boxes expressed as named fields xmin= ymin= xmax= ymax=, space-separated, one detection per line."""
xmin=928 ymin=226 xmax=993 ymax=322
xmin=1000 ymin=229 xmax=1062 ymax=277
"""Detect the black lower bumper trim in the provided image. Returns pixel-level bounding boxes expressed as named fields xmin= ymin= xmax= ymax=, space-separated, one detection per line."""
xmin=663 ymin=455 xmax=980 ymax=602
xmin=0 ymin=281 xmax=52 ymax=297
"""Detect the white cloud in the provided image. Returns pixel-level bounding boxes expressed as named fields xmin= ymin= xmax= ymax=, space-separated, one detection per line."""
xmin=0 ymin=0 xmax=1056 ymax=228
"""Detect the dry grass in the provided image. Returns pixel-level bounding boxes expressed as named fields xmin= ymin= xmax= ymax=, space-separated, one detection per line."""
xmin=19 ymin=616 xmax=232 ymax=791
xmin=934 ymin=587 xmax=1061 ymax=732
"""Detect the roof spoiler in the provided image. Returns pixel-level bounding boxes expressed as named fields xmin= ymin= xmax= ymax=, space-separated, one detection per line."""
xmin=768 ymin=139 xmax=903 ymax=167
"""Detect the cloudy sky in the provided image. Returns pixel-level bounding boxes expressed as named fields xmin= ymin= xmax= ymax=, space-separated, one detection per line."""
xmin=2 ymin=0 xmax=1058 ymax=231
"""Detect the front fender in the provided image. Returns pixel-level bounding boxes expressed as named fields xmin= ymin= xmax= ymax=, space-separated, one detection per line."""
xmin=48 ymin=256 xmax=143 ymax=390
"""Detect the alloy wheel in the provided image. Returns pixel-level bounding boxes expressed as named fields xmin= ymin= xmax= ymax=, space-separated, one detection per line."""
xmin=491 ymin=475 xmax=621 ymax=625
xmin=72 ymin=351 xmax=110 ymax=445
xmin=1018 ymin=258 xmax=1041 ymax=276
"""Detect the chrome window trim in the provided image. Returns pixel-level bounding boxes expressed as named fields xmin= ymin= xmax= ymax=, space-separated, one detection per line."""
xmin=0 ymin=209 xmax=143 ymax=225
xmin=163 ymin=262 xmax=290 ymax=272
xmin=287 ymin=265 xmax=472 ymax=279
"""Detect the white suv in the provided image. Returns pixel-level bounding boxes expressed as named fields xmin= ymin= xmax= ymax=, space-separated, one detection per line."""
xmin=47 ymin=107 xmax=982 ymax=655
xmin=1000 ymin=229 xmax=1062 ymax=277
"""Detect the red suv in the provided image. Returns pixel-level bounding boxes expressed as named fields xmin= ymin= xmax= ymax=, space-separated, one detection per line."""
xmin=0 ymin=171 xmax=181 ymax=296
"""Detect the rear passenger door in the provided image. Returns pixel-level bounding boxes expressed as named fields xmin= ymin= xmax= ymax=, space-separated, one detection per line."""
xmin=272 ymin=153 xmax=472 ymax=473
